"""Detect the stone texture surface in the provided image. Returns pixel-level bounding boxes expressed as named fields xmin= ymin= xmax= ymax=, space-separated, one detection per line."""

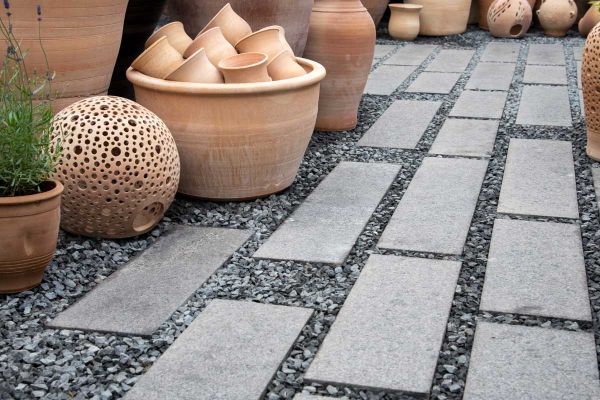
xmin=294 ymin=396 xmax=333 ymax=400
xmin=124 ymin=300 xmax=313 ymax=400
xmin=516 ymin=85 xmax=572 ymax=126
xmin=523 ymin=65 xmax=567 ymax=85
xmin=305 ymin=255 xmax=461 ymax=395
xmin=374 ymin=44 xmax=395 ymax=59
xmin=364 ymin=65 xmax=417 ymax=95
xmin=527 ymin=43 xmax=565 ymax=65
xmin=429 ymin=118 xmax=499 ymax=158
xmin=406 ymin=72 xmax=461 ymax=94
xmin=383 ymin=44 xmax=436 ymax=66
xmin=581 ymin=90 xmax=585 ymax=117
xmin=578 ymin=61 xmax=582 ymax=89
xmin=464 ymin=323 xmax=600 ymax=400
xmin=254 ymin=162 xmax=399 ymax=264
xmin=481 ymin=42 xmax=520 ymax=63
xmin=449 ymin=90 xmax=508 ymax=119
xmin=480 ymin=219 xmax=591 ymax=321
xmin=574 ymin=45 xmax=583 ymax=61
xmin=593 ymin=168 xmax=600 ymax=203
xmin=498 ymin=139 xmax=578 ymax=218
xmin=426 ymin=49 xmax=475 ymax=73
xmin=48 ymin=227 xmax=251 ymax=335
xmin=358 ymin=100 xmax=442 ymax=149
xmin=465 ymin=62 xmax=516 ymax=91
xmin=378 ymin=157 xmax=488 ymax=255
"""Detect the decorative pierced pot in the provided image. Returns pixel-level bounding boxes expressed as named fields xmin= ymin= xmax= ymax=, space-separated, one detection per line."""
xmin=52 ymin=96 xmax=180 ymax=238
xmin=583 ymin=23 xmax=600 ymax=160
xmin=488 ymin=0 xmax=532 ymax=38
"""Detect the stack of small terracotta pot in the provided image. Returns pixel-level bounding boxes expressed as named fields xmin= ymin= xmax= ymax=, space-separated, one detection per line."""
xmin=130 ymin=3 xmax=307 ymax=84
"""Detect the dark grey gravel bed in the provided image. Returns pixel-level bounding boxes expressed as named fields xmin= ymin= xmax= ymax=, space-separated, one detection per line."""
xmin=0 ymin=25 xmax=596 ymax=400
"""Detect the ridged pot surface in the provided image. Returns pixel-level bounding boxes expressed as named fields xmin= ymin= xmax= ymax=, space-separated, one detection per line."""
xmin=362 ymin=0 xmax=390 ymax=26
xmin=404 ymin=0 xmax=471 ymax=36
xmin=583 ymin=24 xmax=600 ymax=160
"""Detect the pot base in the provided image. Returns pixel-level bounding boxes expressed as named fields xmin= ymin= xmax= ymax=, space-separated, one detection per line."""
xmin=0 ymin=254 xmax=52 ymax=294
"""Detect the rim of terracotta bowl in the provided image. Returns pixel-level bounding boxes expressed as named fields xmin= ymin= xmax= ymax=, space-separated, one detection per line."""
xmin=219 ymin=52 xmax=268 ymax=70
xmin=0 ymin=180 xmax=63 ymax=206
xmin=389 ymin=4 xmax=423 ymax=10
xmin=127 ymin=57 xmax=326 ymax=94
xmin=146 ymin=21 xmax=184 ymax=48
xmin=197 ymin=2 xmax=233 ymax=37
xmin=234 ymin=26 xmax=280 ymax=49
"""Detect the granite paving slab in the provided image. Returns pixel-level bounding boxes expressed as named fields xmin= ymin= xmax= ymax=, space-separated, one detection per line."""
xmin=578 ymin=61 xmax=582 ymax=89
xmin=574 ymin=45 xmax=584 ymax=61
xmin=480 ymin=219 xmax=591 ymax=321
xmin=378 ymin=157 xmax=488 ymax=255
xmin=465 ymin=62 xmax=516 ymax=91
xmin=124 ymin=300 xmax=313 ymax=400
xmin=463 ymin=323 xmax=600 ymax=400
xmin=527 ymin=43 xmax=565 ymax=65
xmin=254 ymin=162 xmax=399 ymax=265
xmin=48 ymin=226 xmax=251 ymax=336
xmin=581 ymin=90 xmax=585 ymax=116
xmin=364 ymin=65 xmax=417 ymax=95
xmin=516 ymin=85 xmax=572 ymax=126
xmin=406 ymin=72 xmax=461 ymax=94
xmin=383 ymin=44 xmax=436 ymax=66
xmin=523 ymin=65 xmax=567 ymax=85
xmin=480 ymin=42 xmax=520 ymax=63
xmin=305 ymin=255 xmax=461 ymax=395
xmin=498 ymin=139 xmax=578 ymax=218
xmin=374 ymin=44 xmax=395 ymax=59
xmin=449 ymin=90 xmax=508 ymax=119
xmin=426 ymin=49 xmax=475 ymax=73
xmin=429 ymin=118 xmax=499 ymax=158
xmin=593 ymin=168 xmax=600 ymax=203
xmin=358 ymin=100 xmax=442 ymax=149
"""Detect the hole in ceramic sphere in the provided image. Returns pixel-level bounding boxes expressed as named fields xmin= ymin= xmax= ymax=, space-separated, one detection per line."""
xmin=74 ymin=145 xmax=83 ymax=155
xmin=155 ymin=145 xmax=161 ymax=154
xmin=510 ymin=24 xmax=523 ymax=37
xmin=134 ymin=181 xmax=144 ymax=189
xmin=70 ymin=115 xmax=79 ymax=122
xmin=77 ymin=180 xmax=87 ymax=190
xmin=111 ymin=147 xmax=121 ymax=157
xmin=132 ymin=202 xmax=164 ymax=233
xmin=128 ymin=119 xmax=137 ymax=127
xmin=100 ymin=105 xmax=109 ymax=110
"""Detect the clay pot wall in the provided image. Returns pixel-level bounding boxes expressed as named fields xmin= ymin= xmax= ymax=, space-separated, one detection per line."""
xmin=583 ymin=23 xmax=600 ymax=160
xmin=362 ymin=0 xmax=390 ymax=26
xmin=388 ymin=4 xmax=422 ymax=40
xmin=404 ymin=0 xmax=472 ymax=36
xmin=536 ymin=0 xmax=577 ymax=36
xmin=579 ymin=5 xmax=600 ymax=36
xmin=488 ymin=0 xmax=532 ymax=38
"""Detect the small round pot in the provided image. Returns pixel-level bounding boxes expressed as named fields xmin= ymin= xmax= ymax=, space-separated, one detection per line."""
xmin=218 ymin=53 xmax=271 ymax=83
xmin=405 ymin=0 xmax=471 ymax=36
xmin=132 ymin=36 xmax=183 ymax=79
xmin=579 ymin=5 xmax=600 ymax=36
xmin=0 ymin=181 xmax=63 ymax=293
xmin=267 ymin=50 xmax=307 ymax=80
xmin=145 ymin=21 xmax=193 ymax=54
xmin=127 ymin=58 xmax=326 ymax=200
xmin=488 ymin=0 xmax=532 ymax=38
xmin=388 ymin=4 xmax=423 ymax=41
xmin=537 ymin=0 xmax=578 ymax=37
xmin=186 ymin=27 xmax=237 ymax=65
xmin=235 ymin=26 xmax=290 ymax=60
xmin=197 ymin=3 xmax=252 ymax=46
xmin=166 ymin=48 xmax=224 ymax=83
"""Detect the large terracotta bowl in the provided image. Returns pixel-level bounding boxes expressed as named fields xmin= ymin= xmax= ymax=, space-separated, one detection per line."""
xmin=127 ymin=58 xmax=326 ymax=201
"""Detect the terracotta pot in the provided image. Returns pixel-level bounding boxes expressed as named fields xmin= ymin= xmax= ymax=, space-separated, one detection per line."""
xmin=579 ymin=5 xmax=600 ymax=36
xmin=197 ymin=3 xmax=252 ymax=46
xmin=0 ymin=0 xmax=128 ymax=111
xmin=405 ymin=0 xmax=472 ymax=36
xmin=186 ymin=27 xmax=238 ymax=65
xmin=267 ymin=50 xmax=307 ymax=80
xmin=488 ymin=0 xmax=532 ymax=38
xmin=127 ymin=58 xmax=326 ymax=200
xmin=218 ymin=53 xmax=271 ymax=83
xmin=145 ymin=21 xmax=193 ymax=55
xmin=479 ymin=0 xmax=534 ymax=29
xmin=303 ymin=0 xmax=375 ymax=131
xmin=0 ymin=181 xmax=63 ymax=293
xmin=166 ymin=49 xmax=224 ymax=83
xmin=361 ymin=0 xmax=390 ymax=26
xmin=537 ymin=0 xmax=577 ymax=37
xmin=388 ymin=4 xmax=422 ymax=40
xmin=132 ymin=36 xmax=184 ymax=79
xmin=583 ymin=23 xmax=600 ymax=160
xmin=235 ymin=26 xmax=291 ymax=61
xmin=167 ymin=0 xmax=313 ymax=56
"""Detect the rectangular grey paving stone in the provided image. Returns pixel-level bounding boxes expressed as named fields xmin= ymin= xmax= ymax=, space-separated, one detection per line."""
xmin=383 ymin=44 xmax=436 ymax=65
xmin=49 ymin=226 xmax=251 ymax=336
xmin=498 ymin=139 xmax=578 ymax=218
xmin=523 ymin=65 xmax=567 ymax=85
xmin=429 ymin=118 xmax=499 ymax=158
xmin=358 ymin=100 xmax=442 ymax=149
xmin=527 ymin=43 xmax=565 ymax=65
xmin=124 ymin=300 xmax=313 ymax=400
xmin=593 ymin=168 xmax=600 ymax=203
xmin=574 ymin=44 xmax=584 ymax=61
xmin=378 ymin=157 xmax=488 ymax=255
xmin=364 ymin=65 xmax=417 ymax=95
xmin=374 ymin=44 xmax=395 ymax=59
xmin=254 ymin=162 xmax=399 ymax=265
xmin=449 ymin=90 xmax=507 ymax=119
xmin=578 ymin=61 xmax=582 ymax=89
xmin=516 ymin=85 xmax=572 ymax=126
xmin=305 ymin=255 xmax=461 ymax=395
xmin=465 ymin=62 xmax=516 ymax=91
xmin=406 ymin=72 xmax=461 ymax=94
xmin=480 ymin=219 xmax=591 ymax=321
xmin=464 ymin=323 xmax=600 ymax=400
xmin=581 ymin=90 xmax=585 ymax=116
xmin=481 ymin=42 xmax=520 ymax=63
xmin=426 ymin=49 xmax=475 ymax=72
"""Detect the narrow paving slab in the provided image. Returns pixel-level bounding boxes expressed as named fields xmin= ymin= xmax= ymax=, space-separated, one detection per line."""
xmin=429 ymin=118 xmax=499 ymax=158
xmin=465 ymin=62 xmax=516 ymax=91
xmin=480 ymin=42 xmax=520 ymax=63
xmin=358 ymin=100 xmax=442 ymax=149
xmin=305 ymin=255 xmax=461 ymax=395
xmin=48 ymin=226 xmax=251 ymax=336
xmin=581 ymin=90 xmax=585 ymax=117
xmin=527 ymin=43 xmax=565 ymax=65
xmin=364 ymin=65 xmax=417 ymax=95
xmin=449 ymin=90 xmax=507 ymax=119
xmin=374 ymin=44 xmax=395 ymax=59
xmin=383 ymin=44 xmax=436 ymax=65
xmin=574 ymin=45 xmax=584 ymax=61
xmin=592 ymin=168 xmax=600 ymax=204
xmin=464 ymin=323 xmax=600 ymax=400
xmin=480 ymin=219 xmax=591 ymax=321
xmin=516 ymin=85 xmax=572 ymax=126
xmin=254 ymin=162 xmax=399 ymax=265
xmin=426 ymin=49 xmax=475 ymax=73
xmin=124 ymin=300 xmax=313 ymax=400
xmin=406 ymin=72 xmax=461 ymax=94
xmin=523 ymin=65 xmax=567 ymax=85
xmin=378 ymin=157 xmax=488 ymax=255
xmin=498 ymin=139 xmax=578 ymax=219
xmin=578 ymin=61 xmax=582 ymax=89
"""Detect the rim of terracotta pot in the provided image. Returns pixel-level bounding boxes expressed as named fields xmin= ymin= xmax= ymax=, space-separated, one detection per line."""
xmin=219 ymin=52 xmax=268 ymax=70
xmin=234 ymin=26 xmax=280 ymax=48
xmin=0 ymin=180 xmax=64 ymax=206
xmin=127 ymin=57 xmax=326 ymax=94
xmin=197 ymin=2 xmax=233 ymax=37
xmin=389 ymin=4 xmax=423 ymax=11
xmin=313 ymin=1 xmax=366 ymax=13
xmin=146 ymin=21 xmax=185 ymax=48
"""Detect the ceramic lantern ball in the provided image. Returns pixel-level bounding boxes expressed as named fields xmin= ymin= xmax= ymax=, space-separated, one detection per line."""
xmin=487 ymin=0 xmax=532 ymax=39
xmin=52 ymin=96 xmax=180 ymax=239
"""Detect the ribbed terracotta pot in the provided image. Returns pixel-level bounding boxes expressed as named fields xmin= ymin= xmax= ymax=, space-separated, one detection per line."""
xmin=166 ymin=0 xmax=313 ymax=56
xmin=362 ymin=0 xmax=390 ymax=26
xmin=537 ymin=0 xmax=577 ymax=37
xmin=488 ymin=0 xmax=532 ymax=38
xmin=0 ymin=0 xmax=128 ymax=112
xmin=0 ymin=181 xmax=63 ymax=294
xmin=579 ymin=5 xmax=600 ymax=37
xmin=404 ymin=0 xmax=472 ymax=36
xmin=303 ymin=0 xmax=375 ymax=131
xmin=127 ymin=58 xmax=326 ymax=201
xmin=583 ymin=23 xmax=600 ymax=160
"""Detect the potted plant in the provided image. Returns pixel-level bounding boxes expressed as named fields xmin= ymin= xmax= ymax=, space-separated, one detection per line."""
xmin=0 ymin=3 xmax=64 ymax=293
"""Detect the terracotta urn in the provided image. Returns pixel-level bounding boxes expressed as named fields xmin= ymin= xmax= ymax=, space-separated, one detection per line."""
xmin=218 ymin=53 xmax=272 ymax=83
xmin=488 ymin=0 xmax=533 ymax=38
xmin=388 ymin=4 xmax=423 ymax=41
xmin=537 ymin=0 xmax=577 ymax=37
xmin=404 ymin=0 xmax=472 ymax=36
xmin=127 ymin=58 xmax=326 ymax=200
xmin=479 ymin=0 xmax=534 ymax=29
xmin=166 ymin=49 xmax=224 ymax=83
xmin=186 ymin=27 xmax=238 ymax=65
xmin=361 ymin=0 xmax=391 ymax=26
xmin=145 ymin=21 xmax=193 ymax=55
xmin=579 ymin=4 xmax=600 ymax=36
xmin=582 ymin=23 xmax=600 ymax=160
xmin=131 ymin=36 xmax=184 ymax=79
xmin=166 ymin=0 xmax=313 ymax=56
xmin=235 ymin=26 xmax=291 ymax=61
xmin=303 ymin=0 xmax=375 ymax=131
xmin=0 ymin=181 xmax=63 ymax=293
xmin=267 ymin=50 xmax=307 ymax=80
xmin=196 ymin=3 xmax=252 ymax=46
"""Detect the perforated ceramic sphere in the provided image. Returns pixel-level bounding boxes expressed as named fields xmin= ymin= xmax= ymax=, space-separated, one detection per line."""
xmin=52 ymin=96 xmax=180 ymax=238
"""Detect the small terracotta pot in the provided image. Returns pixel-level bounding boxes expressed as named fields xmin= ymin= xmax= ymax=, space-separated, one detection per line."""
xmin=405 ymin=0 xmax=471 ymax=36
xmin=583 ymin=23 xmax=600 ymax=159
xmin=235 ymin=26 xmax=290 ymax=60
xmin=388 ymin=4 xmax=423 ymax=40
xmin=479 ymin=0 xmax=534 ymax=28
xmin=218 ymin=52 xmax=271 ymax=83
xmin=145 ymin=21 xmax=193 ymax=54
xmin=197 ymin=3 xmax=252 ymax=46
xmin=537 ymin=0 xmax=577 ymax=37
xmin=0 ymin=181 xmax=63 ymax=293
xmin=362 ymin=0 xmax=392 ymax=26
xmin=186 ymin=27 xmax=238 ymax=65
xmin=166 ymin=48 xmax=224 ymax=83
xmin=488 ymin=0 xmax=532 ymax=38
xmin=267 ymin=50 xmax=307 ymax=80
xmin=579 ymin=5 xmax=600 ymax=36
xmin=132 ymin=36 xmax=184 ymax=79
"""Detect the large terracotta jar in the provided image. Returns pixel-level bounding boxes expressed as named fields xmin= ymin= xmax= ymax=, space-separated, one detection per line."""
xmin=488 ymin=0 xmax=532 ymax=38
xmin=537 ymin=0 xmax=577 ymax=37
xmin=362 ymin=0 xmax=390 ymax=26
xmin=303 ymin=0 xmax=375 ymax=131
xmin=405 ymin=0 xmax=472 ymax=36
xmin=167 ymin=0 xmax=313 ymax=56
xmin=582 ymin=23 xmax=600 ymax=160
xmin=479 ymin=0 xmax=534 ymax=29
xmin=0 ymin=0 xmax=128 ymax=111
xmin=579 ymin=5 xmax=600 ymax=36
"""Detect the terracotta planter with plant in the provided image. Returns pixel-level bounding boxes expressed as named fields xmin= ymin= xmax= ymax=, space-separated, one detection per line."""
xmin=405 ymin=0 xmax=472 ymax=36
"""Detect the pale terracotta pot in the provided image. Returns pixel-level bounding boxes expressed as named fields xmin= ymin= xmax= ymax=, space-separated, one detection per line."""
xmin=537 ymin=0 xmax=577 ymax=37
xmin=267 ymin=50 xmax=307 ymax=80
xmin=0 ymin=181 xmax=63 ymax=294
xmin=583 ymin=23 xmax=600 ymax=160
xmin=218 ymin=53 xmax=272 ymax=83
xmin=127 ymin=58 xmax=326 ymax=200
xmin=235 ymin=26 xmax=291 ymax=60
xmin=145 ymin=21 xmax=193 ymax=55
xmin=303 ymin=0 xmax=375 ymax=131
xmin=166 ymin=48 xmax=224 ymax=83
xmin=579 ymin=5 xmax=600 ymax=36
xmin=405 ymin=0 xmax=472 ymax=36
xmin=132 ymin=36 xmax=184 ymax=79
xmin=488 ymin=0 xmax=532 ymax=38
xmin=361 ymin=0 xmax=391 ymax=26
xmin=388 ymin=4 xmax=422 ymax=41
xmin=479 ymin=0 xmax=534 ymax=29
xmin=197 ymin=3 xmax=252 ymax=46
xmin=186 ymin=27 xmax=238 ymax=65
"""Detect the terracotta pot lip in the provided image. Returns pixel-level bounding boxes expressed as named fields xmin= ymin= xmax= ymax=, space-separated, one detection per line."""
xmin=235 ymin=26 xmax=280 ymax=48
xmin=219 ymin=52 xmax=268 ymax=70
xmin=0 ymin=180 xmax=64 ymax=205
xmin=312 ymin=5 xmax=366 ymax=13
xmin=198 ymin=2 xmax=232 ymax=37
xmin=195 ymin=26 xmax=223 ymax=41
xmin=127 ymin=57 xmax=326 ymax=94
xmin=389 ymin=4 xmax=423 ymax=10
xmin=146 ymin=21 xmax=184 ymax=48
